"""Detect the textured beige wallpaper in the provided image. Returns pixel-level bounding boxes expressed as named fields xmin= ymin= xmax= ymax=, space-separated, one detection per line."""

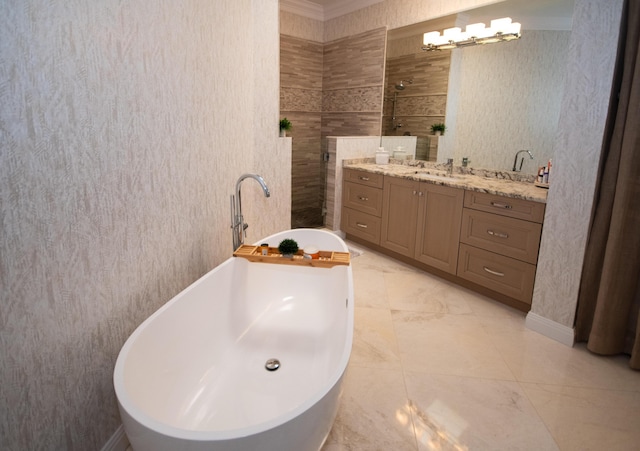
xmin=447 ymin=30 xmax=570 ymax=172
xmin=532 ymin=0 xmax=624 ymax=327
xmin=0 ymin=0 xmax=286 ymax=449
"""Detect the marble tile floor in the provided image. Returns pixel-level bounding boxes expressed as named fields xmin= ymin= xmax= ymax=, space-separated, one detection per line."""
xmin=321 ymin=243 xmax=640 ymax=451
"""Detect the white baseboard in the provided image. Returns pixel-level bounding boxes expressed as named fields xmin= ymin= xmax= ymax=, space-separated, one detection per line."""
xmin=101 ymin=424 xmax=130 ymax=451
xmin=525 ymin=312 xmax=575 ymax=347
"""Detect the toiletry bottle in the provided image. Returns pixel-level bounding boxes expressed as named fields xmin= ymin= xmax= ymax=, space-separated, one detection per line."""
xmin=375 ymin=147 xmax=389 ymax=165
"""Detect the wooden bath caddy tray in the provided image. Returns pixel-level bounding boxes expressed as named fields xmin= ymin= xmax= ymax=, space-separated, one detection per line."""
xmin=233 ymin=245 xmax=350 ymax=268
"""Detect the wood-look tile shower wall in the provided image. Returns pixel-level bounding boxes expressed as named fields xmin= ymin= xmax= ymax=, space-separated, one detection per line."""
xmin=280 ymin=28 xmax=386 ymax=228
xmin=383 ymin=49 xmax=450 ymax=160
xmin=280 ymin=35 xmax=324 ymax=227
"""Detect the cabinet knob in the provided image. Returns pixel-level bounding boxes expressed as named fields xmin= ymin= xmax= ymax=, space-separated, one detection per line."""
xmin=412 ymin=190 xmax=417 ymax=195
xmin=487 ymin=229 xmax=509 ymax=239
xmin=490 ymin=201 xmax=512 ymax=209
xmin=483 ymin=266 xmax=505 ymax=277
xmin=418 ymin=191 xmax=424 ymax=196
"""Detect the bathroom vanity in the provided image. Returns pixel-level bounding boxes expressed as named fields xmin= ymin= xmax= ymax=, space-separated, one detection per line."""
xmin=341 ymin=163 xmax=547 ymax=312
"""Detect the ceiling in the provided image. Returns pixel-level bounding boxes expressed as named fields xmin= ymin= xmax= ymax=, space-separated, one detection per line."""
xmin=280 ymin=0 xmax=383 ymax=21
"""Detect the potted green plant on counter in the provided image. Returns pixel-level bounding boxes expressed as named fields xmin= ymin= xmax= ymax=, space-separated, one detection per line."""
xmin=278 ymin=238 xmax=299 ymax=258
xmin=279 ymin=118 xmax=292 ymax=137
xmin=431 ymin=123 xmax=446 ymax=136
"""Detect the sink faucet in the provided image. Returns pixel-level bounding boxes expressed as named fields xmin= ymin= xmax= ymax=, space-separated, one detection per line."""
xmin=231 ymin=174 xmax=270 ymax=251
xmin=446 ymin=158 xmax=454 ymax=176
xmin=512 ymin=150 xmax=534 ymax=172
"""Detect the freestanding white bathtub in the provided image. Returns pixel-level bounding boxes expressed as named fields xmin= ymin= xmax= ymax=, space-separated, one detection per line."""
xmin=114 ymin=229 xmax=354 ymax=451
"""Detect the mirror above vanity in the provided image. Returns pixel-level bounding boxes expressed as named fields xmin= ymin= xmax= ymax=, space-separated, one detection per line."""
xmin=382 ymin=0 xmax=574 ymax=173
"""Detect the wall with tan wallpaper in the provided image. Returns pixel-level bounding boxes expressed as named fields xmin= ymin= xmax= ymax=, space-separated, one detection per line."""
xmin=0 ymin=1 xmax=287 ymax=449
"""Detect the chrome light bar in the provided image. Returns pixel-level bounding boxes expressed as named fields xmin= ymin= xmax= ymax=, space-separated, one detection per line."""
xmin=422 ymin=17 xmax=521 ymax=52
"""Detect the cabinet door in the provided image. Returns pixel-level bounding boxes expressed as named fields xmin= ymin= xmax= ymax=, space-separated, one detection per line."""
xmin=341 ymin=208 xmax=381 ymax=244
xmin=460 ymin=209 xmax=542 ymax=264
xmin=343 ymin=168 xmax=384 ymax=188
xmin=415 ymin=183 xmax=464 ymax=274
xmin=381 ymin=177 xmax=419 ymax=257
xmin=342 ymin=181 xmax=383 ymax=216
xmin=457 ymin=243 xmax=536 ymax=304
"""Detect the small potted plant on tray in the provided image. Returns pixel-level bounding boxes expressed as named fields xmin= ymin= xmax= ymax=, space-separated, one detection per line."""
xmin=278 ymin=238 xmax=299 ymax=258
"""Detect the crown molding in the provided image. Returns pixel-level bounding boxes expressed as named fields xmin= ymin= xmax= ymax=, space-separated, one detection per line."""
xmin=323 ymin=0 xmax=384 ymax=21
xmin=280 ymin=0 xmax=324 ymax=21
xmin=280 ymin=0 xmax=383 ymax=22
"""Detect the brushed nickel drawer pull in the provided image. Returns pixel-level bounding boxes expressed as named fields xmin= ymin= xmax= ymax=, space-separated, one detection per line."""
xmin=483 ymin=266 xmax=505 ymax=277
xmin=490 ymin=201 xmax=512 ymax=209
xmin=359 ymin=176 xmax=370 ymax=181
xmin=358 ymin=196 xmax=369 ymax=201
xmin=487 ymin=230 xmax=509 ymax=239
xmin=356 ymin=222 xmax=368 ymax=229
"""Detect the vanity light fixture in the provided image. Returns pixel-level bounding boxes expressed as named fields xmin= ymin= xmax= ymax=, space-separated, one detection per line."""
xmin=422 ymin=17 xmax=521 ymax=51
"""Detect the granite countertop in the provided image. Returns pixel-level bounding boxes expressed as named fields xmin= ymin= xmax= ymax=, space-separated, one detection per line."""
xmin=343 ymin=159 xmax=548 ymax=203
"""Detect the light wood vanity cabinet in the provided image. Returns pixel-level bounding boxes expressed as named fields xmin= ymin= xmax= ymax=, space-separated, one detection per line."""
xmin=380 ymin=176 xmax=463 ymax=274
xmin=341 ymin=168 xmax=546 ymax=311
xmin=341 ymin=169 xmax=384 ymax=244
xmin=457 ymin=191 xmax=545 ymax=304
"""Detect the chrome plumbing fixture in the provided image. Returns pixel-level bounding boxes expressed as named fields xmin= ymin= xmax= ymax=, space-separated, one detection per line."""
xmin=446 ymin=158 xmax=454 ymax=176
xmin=265 ymin=358 xmax=280 ymax=371
xmin=231 ymin=174 xmax=270 ymax=251
xmin=392 ymin=79 xmax=412 ymax=130
xmin=394 ymin=79 xmax=412 ymax=90
xmin=512 ymin=149 xmax=534 ymax=171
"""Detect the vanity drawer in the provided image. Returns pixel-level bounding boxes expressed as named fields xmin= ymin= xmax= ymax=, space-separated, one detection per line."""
xmin=343 ymin=181 xmax=383 ymax=216
xmin=341 ymin=207 xmax=381 ymax=244
xmin=457 ymin=243 xmax=536 ymax=304
xmin=343 ymin=168 xmax=384 ymax=189
xmin=460 ymin=209 xmax=542 ymax=264
xmin=464 ymin=191 xmax=545 ymax=223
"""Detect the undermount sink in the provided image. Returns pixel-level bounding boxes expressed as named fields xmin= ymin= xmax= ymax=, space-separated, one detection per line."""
xmin=412 ymin=172 xmax=458 ymax=182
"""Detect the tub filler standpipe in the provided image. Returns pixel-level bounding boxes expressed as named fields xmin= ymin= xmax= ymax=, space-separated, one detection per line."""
xmin=231 ymin=174 xmax=271 ymax=251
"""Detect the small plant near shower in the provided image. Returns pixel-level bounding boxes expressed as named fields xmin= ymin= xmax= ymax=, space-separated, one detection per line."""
xmin=431 ymin=123 xmax=446 ymax=135
xmin=279 ymin=118 xmax=292 ymax=137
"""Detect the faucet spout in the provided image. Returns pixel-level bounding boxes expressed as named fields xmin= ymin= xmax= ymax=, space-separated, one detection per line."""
xmin=512 ymin=149 xmax=534 ymax=172
xmin=236 ymin=173 xmax=270 ymax=200
xmin=231 ymin=174 xmax=270 ymax=251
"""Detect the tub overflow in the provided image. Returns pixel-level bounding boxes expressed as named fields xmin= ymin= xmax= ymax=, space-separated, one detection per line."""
xmin=265 ymin=358 xmax=280 ymax=371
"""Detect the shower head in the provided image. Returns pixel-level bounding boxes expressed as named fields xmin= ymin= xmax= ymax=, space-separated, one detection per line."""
xmin=395 ymin=79 xmax=413 ymax=90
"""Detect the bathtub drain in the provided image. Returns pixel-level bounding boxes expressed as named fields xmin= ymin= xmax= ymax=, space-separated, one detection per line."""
xmin=265 ymin=358 xmax=280 ymax=371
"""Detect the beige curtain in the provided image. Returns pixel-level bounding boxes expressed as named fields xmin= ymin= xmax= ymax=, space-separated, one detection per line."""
xmin=575 ymin=0 xmax=640 ymax=370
